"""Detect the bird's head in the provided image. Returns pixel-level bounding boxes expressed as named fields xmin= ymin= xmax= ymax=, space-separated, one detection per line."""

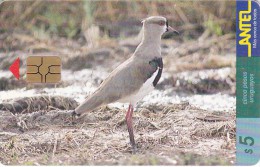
xmin=142 ymin=16 xmax=178 ymax=36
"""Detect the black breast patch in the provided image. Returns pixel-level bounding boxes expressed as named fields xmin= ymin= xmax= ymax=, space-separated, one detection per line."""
xmin=149 ymin=57 xmax=163 ymax=87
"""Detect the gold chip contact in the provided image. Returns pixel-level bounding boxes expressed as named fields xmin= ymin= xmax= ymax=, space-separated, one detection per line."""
xmin=26 ymin=56 xmax=61 ymax=83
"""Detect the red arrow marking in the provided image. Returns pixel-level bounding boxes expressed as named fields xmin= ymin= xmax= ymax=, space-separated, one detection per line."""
xmin=9 ymin=57 xmax=20 ymax=80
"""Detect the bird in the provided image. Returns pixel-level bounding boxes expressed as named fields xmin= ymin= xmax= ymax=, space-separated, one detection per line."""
xmin=72 ymin=16 xmax=176 ymax=152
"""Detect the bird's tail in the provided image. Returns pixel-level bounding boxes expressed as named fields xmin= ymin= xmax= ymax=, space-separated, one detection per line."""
xmin=75 ymin=91 xmax=105 ymax=115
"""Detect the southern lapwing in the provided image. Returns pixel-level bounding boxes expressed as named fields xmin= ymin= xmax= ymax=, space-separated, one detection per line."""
xmin=72 ymin=16 xmax=176 ymax=152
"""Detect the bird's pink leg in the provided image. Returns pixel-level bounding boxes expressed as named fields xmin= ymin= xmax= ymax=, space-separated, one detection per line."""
xmin=126 ymin=104 xmax=136 ymax=152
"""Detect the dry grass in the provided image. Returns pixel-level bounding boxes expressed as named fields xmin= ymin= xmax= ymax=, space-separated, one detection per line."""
xmin=0 ymin=100 xmax=235 ymax=165
xmin=0 ymin=96 xmax=78 ymax=114
xmin=165 ymin=34 xmax=236 ymax=73
xmin=0 ymin=1 xmax=236 ymax=40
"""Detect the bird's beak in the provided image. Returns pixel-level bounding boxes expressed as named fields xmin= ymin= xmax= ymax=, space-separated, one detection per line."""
xmin=167 ymin=26 xmax=179 ymax=34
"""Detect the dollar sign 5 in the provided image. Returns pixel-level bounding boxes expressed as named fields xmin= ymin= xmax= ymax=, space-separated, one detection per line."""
xmin=244 ymin=149 xmax=253 ymax=154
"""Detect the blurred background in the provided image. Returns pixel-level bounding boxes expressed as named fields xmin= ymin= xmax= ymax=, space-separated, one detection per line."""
xmin=0 ymin=1 xmax=236 ymax=39
xmin=0 ymin=0 xmax=236 ymax=94
xmin=0 ymin=0 xmax=236 ymax=165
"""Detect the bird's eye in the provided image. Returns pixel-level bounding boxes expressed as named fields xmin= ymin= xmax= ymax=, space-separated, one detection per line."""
xmin=159 ymin=21 xmax=165 ymax=26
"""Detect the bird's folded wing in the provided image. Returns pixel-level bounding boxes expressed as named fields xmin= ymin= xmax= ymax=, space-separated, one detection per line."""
xmin=99 ymin=57 xmax=163 ymax=102
xmin=75 ymin=56 xmax=162 ymax=114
